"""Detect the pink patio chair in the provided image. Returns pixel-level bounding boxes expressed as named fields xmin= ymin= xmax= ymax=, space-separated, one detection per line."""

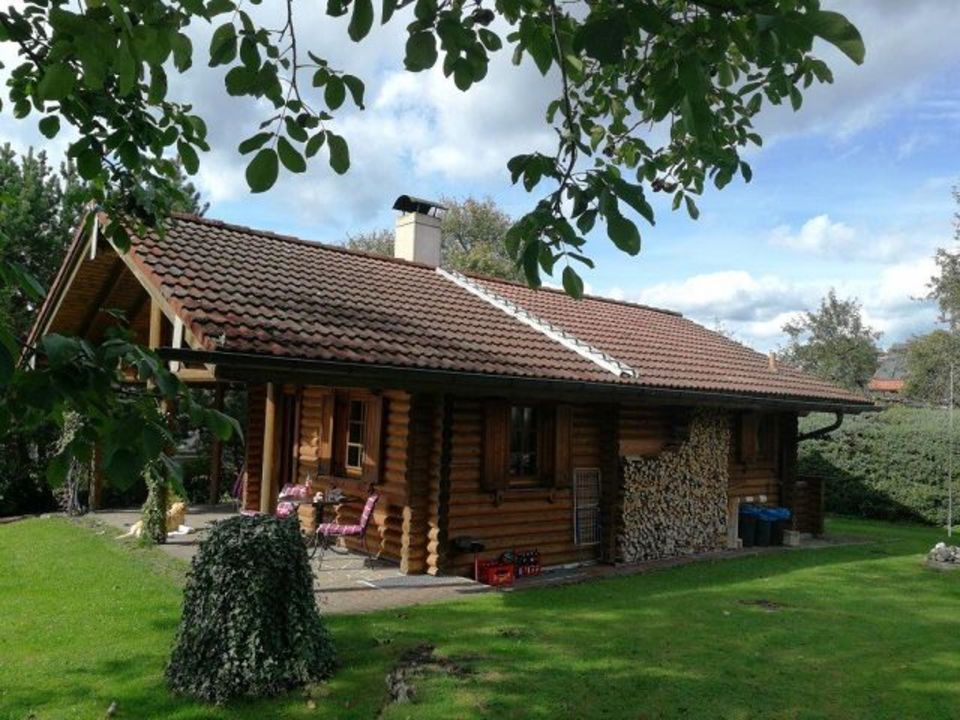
xmin=313 ymin=493 xmax=379 ymax=560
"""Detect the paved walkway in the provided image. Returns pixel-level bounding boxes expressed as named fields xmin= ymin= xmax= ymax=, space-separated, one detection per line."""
xmin=94 ymin=507 xmax=488 ymax=615
xmin=95 ymin=507 xmax=868 ymax=615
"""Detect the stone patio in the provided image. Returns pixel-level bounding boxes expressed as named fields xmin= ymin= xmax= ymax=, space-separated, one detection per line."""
xmin=94 ymin=506 xmax=868 ymax=615
xmin=94 ymin=506 xmax=488 ymax=615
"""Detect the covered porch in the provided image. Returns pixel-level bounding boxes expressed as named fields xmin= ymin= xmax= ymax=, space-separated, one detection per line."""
xmin=93 ymin=505 xmax=485 ymax=614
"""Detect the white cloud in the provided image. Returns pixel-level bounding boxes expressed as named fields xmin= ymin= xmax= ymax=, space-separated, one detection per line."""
xmin=770 ymin=215 xmax=857 ymax=254
xmin=634 ymin=271 xmax=809 ymax=323
xmin=612 ymin=250 xmax=942 ymax=353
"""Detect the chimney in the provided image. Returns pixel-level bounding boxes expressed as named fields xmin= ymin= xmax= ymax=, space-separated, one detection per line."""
xmin=768 ymin=352 xmax=778 ymax=373
xmin=392 ymin=195 xmax=445 ymax=266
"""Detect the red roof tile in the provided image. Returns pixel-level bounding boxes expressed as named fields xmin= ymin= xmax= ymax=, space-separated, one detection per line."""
xmin=128 ymin=214 xmax=870 ymax=408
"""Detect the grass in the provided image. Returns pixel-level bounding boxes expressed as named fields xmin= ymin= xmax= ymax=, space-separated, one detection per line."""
xmin=2 ymin=517 xmax=959 ymax=719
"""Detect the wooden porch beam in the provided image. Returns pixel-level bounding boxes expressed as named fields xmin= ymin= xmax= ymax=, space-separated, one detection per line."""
xmin=148 ymin=299 xmax=163 ymax=350
xmin=259 ymin=382 xmax=278 ymax=514
xmin=208 ymin=384 xmax=225 ymax=504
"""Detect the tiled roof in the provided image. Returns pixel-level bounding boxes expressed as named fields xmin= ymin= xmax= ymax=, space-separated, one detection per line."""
xmin=128 ymin=214 xmax=870 ymax=407
xmin=868 ymin=377 xmax=905 ymax=393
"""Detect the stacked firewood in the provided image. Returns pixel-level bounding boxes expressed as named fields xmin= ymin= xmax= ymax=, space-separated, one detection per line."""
xmin=618 ymin=409 xmax=731 ymax=563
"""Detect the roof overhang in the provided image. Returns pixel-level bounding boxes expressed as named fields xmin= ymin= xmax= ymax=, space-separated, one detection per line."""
xmin=158 ymin=347 xmax=877 ymax=414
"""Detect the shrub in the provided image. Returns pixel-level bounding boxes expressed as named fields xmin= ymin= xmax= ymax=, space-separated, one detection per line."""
xmin=799 ymin=406 xmax=958 ymax=525
xmin=166 ymin=513 xmax=335 ymax=703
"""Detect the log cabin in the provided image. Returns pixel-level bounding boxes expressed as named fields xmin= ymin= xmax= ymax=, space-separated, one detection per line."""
xmin=28 ymin=198 xmax=873 ymax=576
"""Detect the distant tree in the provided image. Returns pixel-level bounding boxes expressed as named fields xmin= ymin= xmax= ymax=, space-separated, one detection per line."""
xmin=345 ymin=196 xmax=523 ymax=282
xmin=0 ymin=146 xmax=208 ymax=518
xmin=0 ymin=145 xmax=85 ymax=341
xmin=781 ymin=290 xmax=881 ymax=391
xmin=904 ymin=330 xmax=960 ymax=406
xmin=344 ymin=227 xmax=394 ymax=257
xmin=927 ymin=187 xmax=960 ymax=330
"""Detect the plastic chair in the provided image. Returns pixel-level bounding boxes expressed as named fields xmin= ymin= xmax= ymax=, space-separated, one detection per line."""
xmin=313 ymin=493 xmax=379 ymax=560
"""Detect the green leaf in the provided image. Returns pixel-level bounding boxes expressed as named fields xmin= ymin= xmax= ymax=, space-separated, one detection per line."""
xmin=225 ymin=66 xmax=256 ymax=95
xmin=606 ymin=212 xmax=641 ymax=255
xmin=342 ymin=75 xmax=365 ymax=108
xmin=0 ymin=334 xmax=13 ymax=386
xmin=36 ymin=65 xmax=75 ymax=101
xmin=305 ymin=132 xmax=326 ymax=158
xmin=326 ymin=132 xmax=350 ymax=174
xmin=205 ymin=409 xmax=242 ymax=441
xmin=178 ymin=141 xmax=199 ymax=175
xmin=802 ymin=10 xmax=865 ymax=65
xmin=789 ymin=85 xmax=803 ymax=111
xmin=148 ymin=66 xmax=168 ymax=103
xmin=41 ymin=334 xmax=80 ymax=366
xmin=574 ymin=14 xmax=628 ymax=64
xmin=684 ymin=195 xmax=700 ymax=220
xmin=521 ymin=239 xmax=542 ymax=288
xmin=171 ymin=33 xmax=193 ymax=72
xmin=9 ymin=262 xmax=45 ymax=301
xmin=38 ymin=116 xmax=60 ymax=139
xmin=453 ymin=59 xmax=473 ymax=91
xmin=209 ymin=23 xmax=237 ymax=67
xmin=324 ymin=76 xmax=346 ymax=110
xmin=478 ymin=28 xmax=502 ymax=52
xmin=238 ymin=132 xmax=272 ymax=154
xmin=562 ymin=266 xmax=584 ymax=299
xmin=277 ymin=136 xmax=306 ymax=173
xmin=76 ymin=148 xmax=101 ymax=180
xmin=348 ymin=0 xmax=374 ymax=41
xmin=245 ymin=147 xmax=279 ymax=192
xmin=405 ymin=32 xmax=438 ymax=71
xmin=382 ymin=0 xmax=399 ymax=24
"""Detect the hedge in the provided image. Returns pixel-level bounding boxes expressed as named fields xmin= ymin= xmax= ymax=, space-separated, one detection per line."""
xmin=799 ymin=406 xmax=958 ymax=525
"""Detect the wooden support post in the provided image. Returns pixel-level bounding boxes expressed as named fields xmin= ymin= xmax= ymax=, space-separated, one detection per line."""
xmin=208 ymin=384 xmax=225 ymax=504
xmin=149 ymin=299 xmax=163 ymax=350
xmin=259 ymin=382 xmax=278 ymax=514
xmin=169 ymin=317 xmax=183 ymax=372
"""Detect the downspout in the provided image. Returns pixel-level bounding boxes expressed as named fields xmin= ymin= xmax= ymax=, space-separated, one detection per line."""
xmin=797 ymin=412 xmax=844 ymax=442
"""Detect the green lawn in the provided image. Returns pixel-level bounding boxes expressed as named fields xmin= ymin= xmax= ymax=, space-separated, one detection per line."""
xmin=2 ymin=517 xmax=959 ymax=720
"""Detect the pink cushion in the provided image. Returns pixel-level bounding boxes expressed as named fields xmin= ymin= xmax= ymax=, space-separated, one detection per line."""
xmin=276 ymin=501 xmax=297 ymax=518
xmin=318 ymin=523 xmax=363 ymax=536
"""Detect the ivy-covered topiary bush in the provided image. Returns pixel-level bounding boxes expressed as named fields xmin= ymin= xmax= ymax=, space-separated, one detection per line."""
xmin=166 ymin=513 xmax=335 ymax=703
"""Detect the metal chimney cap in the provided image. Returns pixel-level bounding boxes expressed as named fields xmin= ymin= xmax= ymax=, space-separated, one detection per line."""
xmin=392 ymin=195 xmax=447 ymax=216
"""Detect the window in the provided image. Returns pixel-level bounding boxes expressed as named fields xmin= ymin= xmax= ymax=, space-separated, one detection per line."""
xmin=483 ymin=400 xmax=570 ymax=493
xmin=345 ymin=399 xmax=366 ymax=474
xmin=318 ymin=390 xmax=383 ymax=482
xmin=509 ymin=405 xmax=539 ymax=481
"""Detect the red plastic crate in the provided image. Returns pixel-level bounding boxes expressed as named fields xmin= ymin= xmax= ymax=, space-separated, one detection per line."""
xmin=476 ymin=560 xmax=515 ymax=587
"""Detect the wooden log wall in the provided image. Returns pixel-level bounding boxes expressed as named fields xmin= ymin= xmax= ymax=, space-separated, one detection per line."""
xmin=618 ymin=408 xmax=730 ymax=563
xmin=294 ymin=387 xmax=412 ymax=563
xmin=728 ymin=412 xmax=782 ymax=506
xmin=790 ymin=476 xmax=825 ymax=535
xmin=441 ymin=398 xmax=602 ymax=576
xmin=242 ymin=384 xmax=267 ymax=512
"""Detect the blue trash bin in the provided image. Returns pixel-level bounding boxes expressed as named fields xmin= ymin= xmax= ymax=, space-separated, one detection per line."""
xmin=758 ymin=507 xmax=792 ymax=545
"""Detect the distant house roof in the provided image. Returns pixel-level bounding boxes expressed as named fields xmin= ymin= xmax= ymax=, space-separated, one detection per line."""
xmin=32 ymin=213 xmax=873 ymax=411
xmin=868 ymin=377 xmax=905 ymax=393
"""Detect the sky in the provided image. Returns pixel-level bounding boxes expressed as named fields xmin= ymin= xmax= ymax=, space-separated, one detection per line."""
xmin=2 ymin=1 xmax=958 ymax=353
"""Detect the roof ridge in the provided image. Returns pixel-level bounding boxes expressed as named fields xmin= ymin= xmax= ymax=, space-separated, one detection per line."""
xmin=438 ymin=268 xmax=638 ymax=380
xmin=466 ymin=271 xmax=683 ymax=318
xmin=167 ymin=212 xmax=440 ymax=272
